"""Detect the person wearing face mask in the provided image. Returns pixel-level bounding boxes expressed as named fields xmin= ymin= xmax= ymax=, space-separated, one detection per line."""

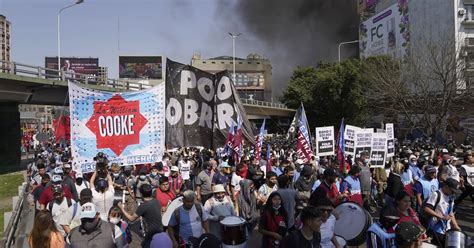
xmin=74 ymin=172 xmax=89 ymax=196
xmin=108 ymin=206 xmax=132 ymax=246
xmin=259 ymin=192 xmax=288 ymax=248
xmin=258 ymin=171 xmax=279 ymax=206
xmin=67 ymin=202 xmax=125 ymax=248
xmin=294 ymin=165 xmax=316 ymax=201
xmin=28 ymin=174 xmax=50 ymax=215
xmin=238 ymin=179 xmax=260 ymax=234
xmin=168 ymin=166 xmax=184 ymax=196
xmin=408 ymin=154 xmax=423 ymax=181
xmin=131 ymin=167 xmax=152 ymax=201
xmin=39 ymin=174 xmax=74 ymax=210
xmin=62 ymin=163 xmax=78 ymax=199
xmin=149 ymin=164 xmax=162 ymax=187
xmin=357 ymin=151 xmax=375 ymax=213
xmin=90 ymin=170 xmax=115 ymax=220
xmin=203 ymin=184 xmax=235 ymax=241
xmin=283 ymin=165 xmax=295 ymax=189
xmin=46 ymin=185 xmax=79 ymax=237
xmin=111 ymin=163 xmax=127 ymax=206
xmin=366 ymin=205 xmax=400 ymax=248
xmin=423 ymin=178 xmax=462 ymax=247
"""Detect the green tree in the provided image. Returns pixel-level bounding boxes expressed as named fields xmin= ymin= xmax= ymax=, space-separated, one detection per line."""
xmin=281 ymin=59 xmax=369 ymax=128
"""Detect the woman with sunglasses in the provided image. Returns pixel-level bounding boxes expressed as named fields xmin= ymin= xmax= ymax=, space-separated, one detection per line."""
xmin=315 ymin=197 xmax=343 ymax=248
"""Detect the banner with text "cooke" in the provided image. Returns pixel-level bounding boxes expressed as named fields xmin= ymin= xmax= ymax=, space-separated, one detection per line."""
xmin=69 ymin=82 xmax=165 ymax=173
xmin=315 ymin=126 xmax=335 ymax=157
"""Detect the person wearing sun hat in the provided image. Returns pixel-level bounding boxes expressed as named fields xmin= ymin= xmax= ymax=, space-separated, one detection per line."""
xmin=203 ymin=184 xmax=235 ymax=240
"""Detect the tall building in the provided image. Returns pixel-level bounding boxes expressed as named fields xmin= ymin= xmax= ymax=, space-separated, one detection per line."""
xmin=358 ymin=0 xmax=474 ymax=91
xmin=191 ymin=53 xmax=273 ymax=102
xmin=0 ymin=15 xmax=11 ymax=62
xmin=98 ymin=66 xmax=108 ymax=85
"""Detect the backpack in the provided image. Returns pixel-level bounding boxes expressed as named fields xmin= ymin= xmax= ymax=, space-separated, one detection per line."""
xmin=172 ymin=203 xmax=203 ymax=244
xmin=419 ymin=190 xmax=441 ymax=228
xmin=48 ymin=197 xmax=78 ymax=222
xmin=134 ymin=176 xmax=152 ymax=194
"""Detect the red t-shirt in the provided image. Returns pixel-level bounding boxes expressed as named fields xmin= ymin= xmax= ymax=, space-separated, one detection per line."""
xmin=398 ymin=207 xmax=421 ymax=226
xmin=38 ymin=184 xmax=73 ymax=206
xmin=155 ymin=188 xmax=176 ymax=208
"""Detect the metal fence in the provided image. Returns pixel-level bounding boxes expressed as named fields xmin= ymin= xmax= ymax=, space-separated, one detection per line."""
xmin=0 ymin=60 xmax=291 ymax=109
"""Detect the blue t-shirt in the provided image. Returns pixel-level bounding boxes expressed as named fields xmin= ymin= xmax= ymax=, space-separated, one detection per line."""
xmin=168 ymin=205 xmax=209 ymax=242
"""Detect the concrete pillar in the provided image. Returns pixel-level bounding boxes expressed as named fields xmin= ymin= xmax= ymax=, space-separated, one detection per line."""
xmin=0 ymin=103 xmax=20 ymax=168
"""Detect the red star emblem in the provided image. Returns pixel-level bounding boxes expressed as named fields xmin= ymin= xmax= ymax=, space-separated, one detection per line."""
xmin=86 ymin=94 xmax=148 ymax=156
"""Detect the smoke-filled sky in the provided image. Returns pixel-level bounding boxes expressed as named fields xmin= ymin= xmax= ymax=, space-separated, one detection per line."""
xmin=1 ymin=0 xmax=358 ymax=99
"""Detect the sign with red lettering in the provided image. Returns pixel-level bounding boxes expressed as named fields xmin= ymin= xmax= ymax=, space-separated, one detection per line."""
xmin=69 ymin=82 xmax=165 ymax=173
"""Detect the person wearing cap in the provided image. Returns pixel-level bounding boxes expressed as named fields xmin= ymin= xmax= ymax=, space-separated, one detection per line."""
xmin=414 ymin=165 xmax=439 ymax=209
xmin=30 ymin=163 xmax=47 ymax=188
xmin=395 ymin=221 xmax=426 ymax=248
xmin=366 ymin=205 xmax=400 ymax=248
xmin=310 ymin=168 xmax=347 ymax=207
xmin=149 ymin=163 xmax=162 ymax=187
xmin=38 ymin=174 xmax=74 ymax=210
xmin=155 ymin=176 xmax=176 ymax=213
xmin=46 ymin=185 xmax=79 ymax=236
xmin=455 ymin=153 xmax=474 ymax=205
xmin=169 ymin=165 xmax=184 ymax=195
xmin=120 ymin=184 xmax=164 ymax=248
xmin=203 ymin=184 xmax=235 ymax=240
xmin=62 ymin=163 xmax=79 ymax=201
xmin=440 ymin=154 xmax=460 ymax=182
xmin=90 ymin=170 xmax=115 ymax=221
xmin=130 ymin=167 xmax=152 ymax=200
xmin=178 ymin=153 xmax=193 ymax=189
xmin=196 ymin=161 xmax=215 ymax=205
xmin=408 ymin=154 xmax=424 ymax=181
xmin=340 ymin=165 xmax=364 ymax=206
xmin=293 ymin=159 xmax=305 ymax=183
xmin=28 ymin=174 xmax=50 ymax=215
xmin=423 ymin=178 xmax=462 ymax=247
xmin=211 ymin=161 xmax=231 ymax=195
xmin=294 ymin=166 xmax=316 ymax=202
xmin=74 ymin=172 xmax=89 ymax=197
xmin=67 ymin=202 xmax=125 ymax=248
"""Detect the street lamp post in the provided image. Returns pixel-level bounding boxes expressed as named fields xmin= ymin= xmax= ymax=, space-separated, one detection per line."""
xmin=338 ymin=40 xmax=359 ymax=62
xmin=228 ymin=32 xmax=241 ymax=83
xmin=58 ymin=0 xmax=84 ymax=77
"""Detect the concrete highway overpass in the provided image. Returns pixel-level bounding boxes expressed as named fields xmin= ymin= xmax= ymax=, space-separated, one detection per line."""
xmin=0 ymin=61 xmax=295 ymax=166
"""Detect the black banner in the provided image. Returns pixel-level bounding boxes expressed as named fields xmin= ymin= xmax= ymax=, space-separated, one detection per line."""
xmin=213 ymin=71 xmax=255 ymax=148
xmin=165 ymin=59 xmax=216 ymax=148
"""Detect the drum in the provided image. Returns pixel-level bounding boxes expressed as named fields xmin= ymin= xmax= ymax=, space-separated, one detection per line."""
xmin=220 ymin=216 xmax=247 ymax=248
xmin=335 ymin=235 xmax=347 ymax=247
xmin=333 ymin=202 xmax=372 ymax=246
xmin=161 ymin=196 xmax=183 ymax=226
xmin=421 ymin=242 xmax=438 ymax=248
xmin=445 ymin=230 xmax=467 ymax=248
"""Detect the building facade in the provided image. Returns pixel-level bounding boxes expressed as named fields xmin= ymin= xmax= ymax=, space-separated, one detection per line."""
xmin=98 ymin=66 xmax=108 ymax=85
xmin=191 ymin=53 xmax=273 ymax=102
xmin=0 ymin=15 xmax=11 ymax=62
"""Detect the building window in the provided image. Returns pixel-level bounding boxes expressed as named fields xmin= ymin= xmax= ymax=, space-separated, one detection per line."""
xmin=466 ymin=5 xmax=474 ymax=21
xmin=202 ymin=61 xmax=206 ymax=64
xmin=239 ymin=62 xmax=243 ymax=64
xmin=256 ymin=62 xmax=261 ymax=64
xmin=212 ymin=61 xmax=216 ymax=64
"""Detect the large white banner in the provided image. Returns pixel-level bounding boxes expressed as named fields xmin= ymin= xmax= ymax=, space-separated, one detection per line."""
xmin=370 ymin=132 xmax=387 ymax=168
xmin=386 ymin=123 xmax=395 ymax=157
xmin=315 ymin=126 xmax=335 ymax=157
xmin=344 ymin=125 xmax=359 ymax=157
xmin=359 ymin=2 xmax=409 ymax=59
xmin=355 ymin=128 xmax=373 ymax=156
xmin=69 ymin=82 xmax=166 ymax=173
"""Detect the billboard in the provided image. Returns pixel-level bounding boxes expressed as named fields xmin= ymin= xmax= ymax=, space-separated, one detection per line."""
xmin=45 ymin=57 xmax=99 ymax=80
xmin=359 ymin=1 xmax=409 ymax=59
xmin=119 ymin=56 xmax=163 ymax=80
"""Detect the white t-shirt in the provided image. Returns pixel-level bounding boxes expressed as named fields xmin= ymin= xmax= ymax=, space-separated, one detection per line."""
xmin=179 ymin=160 xmax=191 ymax=180
xmin=446 ymin=164 xmax=460 ymax=182
xmin=320 ymin=214 xmax=337 ymax=248
xmin=75 ymin=181 xmax=89 ymax=197
xmin=92 ymin=187 xmax=115 ymax=221
xmin=47 ymin=198 xmax=78 ymax=236
xmin=231 ymin=173 xmax=243 ymax=193
xmin=426 ymin=190 xmax=453 ymax=233
xmin=258 ymin=184 xmax=278 ymax=198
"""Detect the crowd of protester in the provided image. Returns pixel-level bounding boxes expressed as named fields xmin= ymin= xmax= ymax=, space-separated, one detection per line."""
xmin=25 ymin=136 xmax=474 ymax=248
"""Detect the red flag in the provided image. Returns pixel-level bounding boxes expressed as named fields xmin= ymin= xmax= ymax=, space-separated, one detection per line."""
xmin=233 ymin=118 xmax=243 ymax=163
xmin=53 ymin=115 xmax=70 ymax=144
